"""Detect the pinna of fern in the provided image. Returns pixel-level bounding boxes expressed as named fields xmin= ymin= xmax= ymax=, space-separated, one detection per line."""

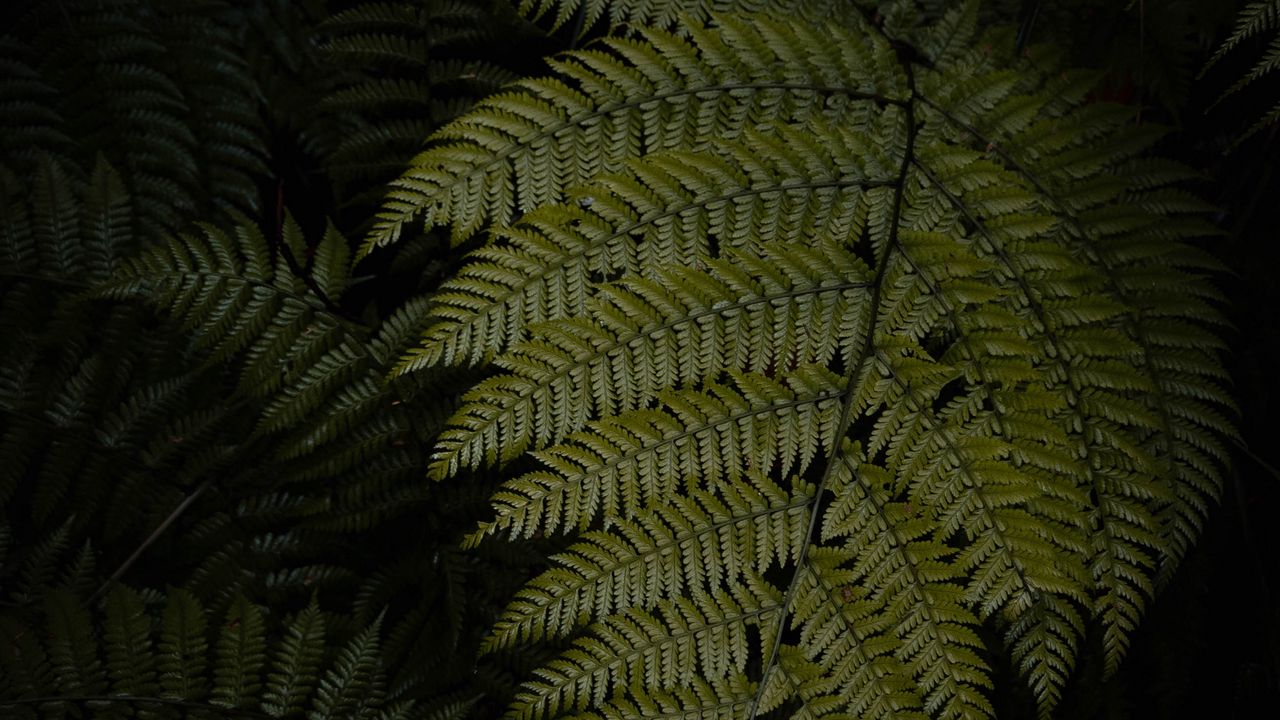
xmin=1203 ymin=0 xmax=1280 ymax=146
xmin=513 ymin=0 xmax=858 ymax=37
xmin=0 ymin=582 xmax=406 ymax=720
xmin=373 ymin=4 xmax=1234 ymax=719
xmin=316 ymin=0 xmax=522 ymax=201
xmin=0 ymin=0 xmax=267 ymax=240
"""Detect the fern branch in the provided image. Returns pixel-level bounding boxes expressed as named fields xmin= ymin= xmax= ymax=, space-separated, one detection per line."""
xmin=824 ymin=450 xmax=994 ymax=719
xmin=749 ymin=48 xmax=921 ymax=720
xmin=919 ymin=82 xmax=1231 ymax=598
xmin=507 ymin=581 xmax=780 ymax=720
xmin=367 ymin=14 xmax=906 ymax=248
xmin=467 ymin=366 xmax=842 ymax=544
xmin=1203 ymin=0 xmax=1280 ymax=71
xmin=482 ymin=475 xmax=812 ymax=652
xmin=400 ymin=122 xmax=897 ymax=371
xmin=907 ymin=154 xmax=1150 ymax=679
xmin=431 ymin=243 xmax=872 ymax=477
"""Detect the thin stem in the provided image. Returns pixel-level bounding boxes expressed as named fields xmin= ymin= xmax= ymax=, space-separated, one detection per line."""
xmin=88 ymin=476 xmax=215 ymax=604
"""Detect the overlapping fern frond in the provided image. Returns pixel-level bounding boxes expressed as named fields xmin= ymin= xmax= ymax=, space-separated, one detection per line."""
xmin=0 ymin=586 xmax=401 ymax=720
xmin=377 ymin=4 xmax=1233 ymax=718
xmin=0 ymin=0 xmax=266 ymax=238
xmin=318 ymin=0 xmax=522 ymax=199
xmin=1 ymin=153 xmax=521 ymax=720
xmin=0 ymin=155 xmax=223 ymax=542
xmin=365 ymin=12 xmax=904 ymax=247
xmin=1204 ymin=0 xmax=1280 ymax=145
xmin=513 ymin=0 xmax=854 ymax=36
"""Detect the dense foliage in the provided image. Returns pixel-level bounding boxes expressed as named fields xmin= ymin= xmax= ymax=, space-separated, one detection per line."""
xmin=1 ymin=1 xmax=1276 ymax=719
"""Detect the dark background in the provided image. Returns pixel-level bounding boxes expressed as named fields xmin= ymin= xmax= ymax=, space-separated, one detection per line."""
xmin=0 ymin=0 xmax=1276 ymax=716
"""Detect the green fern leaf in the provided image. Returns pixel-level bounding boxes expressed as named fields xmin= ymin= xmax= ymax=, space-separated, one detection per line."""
xmin=467 ymin=366 xmax=842 ymax=544
xmin=81 ymin=156 xmax=131 ymax=281
xmin=101 ymin=211 xmax=370 ymax=404
xmin=823 ymin=447 xmax=994 ymax=719
xmin=262 ymin=598 xmax=326 ymax=717
xmin=1004 ymin=593 xmax=1084 ymax=718
xmin=507 ymin=580 xmax=780 ymax=720
xmin=1204 ymin=0 xmax=1279 ymax=70
xmin=311 ymin=612 xmax=387 ymax=720
xmin=103 ymin=585 xmax=159 ymax=696
xmin=482 ymin=475 xmax=812 ymax=653
xmin=431 ymin=241 xmax=871 ymax=477
xmin=157 ymin=588 xmax=210 ymax=700
xmin=788 ymin=547 xmax=929 ymax=718
xmin=44 ymin=589 xmax=108 ymax=696
xmin=417 ymin=8 xmax=1234 ymax=718
xmin=366 ymin=14 xmax=905 ymax=248
xmin=399 ymin=119 xmax=895 ymax=371
xmin=564 ymin=674 xmax=757 ymax=720
xmin=212 ymin=595 xmax=268 ymax=710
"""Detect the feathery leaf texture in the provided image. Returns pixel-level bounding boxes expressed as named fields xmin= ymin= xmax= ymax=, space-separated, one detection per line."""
xmin=399 ymin=119 xmax=895 ymax=371
xmin=430 ymin=240 xmax=871 ymax=477
xmin=365 ymin=12 xmax=906 ymax=248
xmin=0 ymin=0 xmax=267 ymax=238
xmin=466 ymin=366 xmax=841 ymax=545
xmin=318 ymin=0 xmax=520 ymax=194
xmin=1203 ymin=0 xmax=1280 ymax=146
xmin=0 ymin=588 xmax=396 ymax=720
xmin=99 ymin=211 xmax=378 ymax=413
xmin=385 ymin=7 xmax=1234 ymax=718
xmin=514 ymin=0 xmax=853 ymax=36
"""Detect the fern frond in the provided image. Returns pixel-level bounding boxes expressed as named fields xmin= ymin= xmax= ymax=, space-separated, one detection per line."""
xmin=103 ymin=585 xmax=159 ymax=696
xmin=8 ymin=518 xmax=77 ymax=604
xmin=823 ymin=447 xmax=994 ymax=719
xmin=421 ymin=9 xmax=1234 ymax=718
xmin=910 ymin=69 xmax=1233 ymax=686
xmin=367 ymin=13 xmax=905 ymax=248
xmin=507 ymin=579 xmax=780 ymax=720
xmin=564 ymin=674 xmax=757 ymax=720
xmin=431 ymin=241 xmax=871 ymax=476
xmin=44 ymin=589 xmax=108 ymax=696
xmin=319 ymin=0 xmax=519 ymax=193
xmin=788 ymin=547 xmax=930 ymax=719
xmin=158 ymin=588 xmax=210 ymax=700
xmin=0 ymin=587 xmax=395 ymax=720
xmin=1004 ymin=593 xmax=1084 ymax=718
xmin=514 ymin=0 xmax=852 ymax=35
xmin=401 ymin=120 xmax=896 ymax=370
xmin=0 ymin=36 xmax=70 ymax=164
xmin=482 ymin=474 xmax=811 ymax=653
xmin=262 ymin=599 xmax=327 ymax=716
xmin=29 ymin=154 xmax=84 ymax=279
xmin=1204 ymin=0 xmax=1279 ymax=70
xmin=211 ymin=595 xmax=268 ymax=710
xmin=102 ymin=212 xmax=368 ymax=401
xmin=1194 ymin=0 xmax=1277 ymax=144
xmin=3 ymin=0 xmax=268 ymax=237
xmin=312 ymin=613 xmax=388 ymax=720
xmin=468 ymin=366 xmax=842 ymax=544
